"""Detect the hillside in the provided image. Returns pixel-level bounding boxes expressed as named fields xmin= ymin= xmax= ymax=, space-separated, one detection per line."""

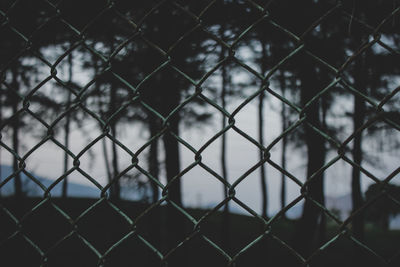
xmin=0 ymin=165 xmax=99 ymax=197
xmin=2 ymin=164 xmax=399 ymax=231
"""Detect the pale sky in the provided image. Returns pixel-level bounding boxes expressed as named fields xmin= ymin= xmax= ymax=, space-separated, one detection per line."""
xmin=1 ymin=45 xmax=399 ymax=218
xmin=1 ymin=93 xmax=398 ymax=217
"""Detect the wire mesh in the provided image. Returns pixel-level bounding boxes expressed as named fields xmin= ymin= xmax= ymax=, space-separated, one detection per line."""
xmin=0 ymin=0 xmax=399 ymax=266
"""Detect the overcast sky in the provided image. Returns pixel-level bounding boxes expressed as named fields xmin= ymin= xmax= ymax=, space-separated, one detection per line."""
xmin=1 ymin=92 xmax=398 ymax=218
xmin=1 ymin=45 xmax=399 ymax=218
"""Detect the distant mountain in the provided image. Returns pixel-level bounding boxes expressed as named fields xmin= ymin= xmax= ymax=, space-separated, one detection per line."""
xmin=0 ymin=165 xmax=148 ymax=201
xmin=0 ymin=165 xmax=100 ymax=198
xmin=1 ymin=165 xmax=399 ymax=229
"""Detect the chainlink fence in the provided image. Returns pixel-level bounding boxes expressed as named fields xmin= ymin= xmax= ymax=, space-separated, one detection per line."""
xmin=0 ymin=0 xmax=400 ymax=266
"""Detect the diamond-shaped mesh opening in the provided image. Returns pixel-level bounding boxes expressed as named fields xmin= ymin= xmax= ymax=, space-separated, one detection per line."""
xmin=1 ymin=0 xmax=400 ymax=266
xmin=233 ymin=233 xmax=303 ymax=267
xmin=0 ymin=205 xmax=17 ymax=240
xmin=102 ymin=233 xmax=163 ymax=267
xmin=45 ymin=233 xmax=99 ymax=267
xmin=180 ymin=233 xmax=229 ymax=266
xmin=21 ymin=200 xmax=71 ymax=250
xmin=75 ymin=199 xmax=132 ymax=253
xmin=0 ymin=234 xmax=42 ymax=267
xmin=307 ymin=234 xmax=384 ymax=267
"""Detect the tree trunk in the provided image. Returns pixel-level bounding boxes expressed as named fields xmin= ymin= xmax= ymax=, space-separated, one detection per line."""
xmin=109 ymin=85 xmax=120 ymax=200
xmin=94 ymin=60 xmax=113 ymax=188
xmin=259 ymin=91 xmax=268 ymax=218
xmin=105 ymin=35 xmax=121 ymax=200
xmin=259 ymin=40 xmax=268 ymax=219
xmin=146 ymin=114 xmax=162 ymax=267
xmin=159 ymin=73 xmax=187 ymax=265
xmin=294 ymin=63 xmax=326 ymax=256
xmin=11 ymin=66 xmax=22 ymax=198
xmin=110 ymin=125 xmax=120 ymax=199
xmin=62 ymin=51 xmax=73 ymax=198
xmin=163 ymin=110 xmax=186 ymax=265
xmin=219 ymin=43 xmax=231 ymax=251
xmin=351 ymin=52 xmax=367 ymax=241
xmin=279 ymin=72 xmax=287 ymax=215
xmin=256 ymin=37 xmax=270 ymax=265
xmin=318 ymin=94 xmax=329 ymax=244
xmin=148 ymin=115 xmax=160 ymax=203
xmin=156 ymin=11 xmax=186 ymax=264
xmin=163 ymin=115 xmax=181 ymax=206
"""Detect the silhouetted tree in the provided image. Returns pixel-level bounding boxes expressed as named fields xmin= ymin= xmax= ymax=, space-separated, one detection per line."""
xmin=10 ymin=65 xmax=22 ymax=197
xmin=61 ymin=49 xmax=73 ymax=198
xmin=278 ymin=71 xmax=288 ymax=213
xmin=350 ymin=38 xmax=368 ymax=241
xmin=341 ymin=0 xmax=400 ymax=240
xmin=258 ymin=36 xmax=269 ymax=219
xmin=218 ymin=24 xmax=232 ymax=250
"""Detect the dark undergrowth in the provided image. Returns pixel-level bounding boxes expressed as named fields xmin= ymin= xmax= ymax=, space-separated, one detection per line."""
xmin=0 ymin=197 xmax=399 ymax=267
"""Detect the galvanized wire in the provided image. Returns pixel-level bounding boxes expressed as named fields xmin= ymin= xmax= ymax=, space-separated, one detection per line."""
xmin=0 ymin=0 xmax=399 ymax=266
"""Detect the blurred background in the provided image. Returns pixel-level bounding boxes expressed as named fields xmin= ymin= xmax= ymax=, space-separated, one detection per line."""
xmin=0 ymin=0 xmax=399 ymax=266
